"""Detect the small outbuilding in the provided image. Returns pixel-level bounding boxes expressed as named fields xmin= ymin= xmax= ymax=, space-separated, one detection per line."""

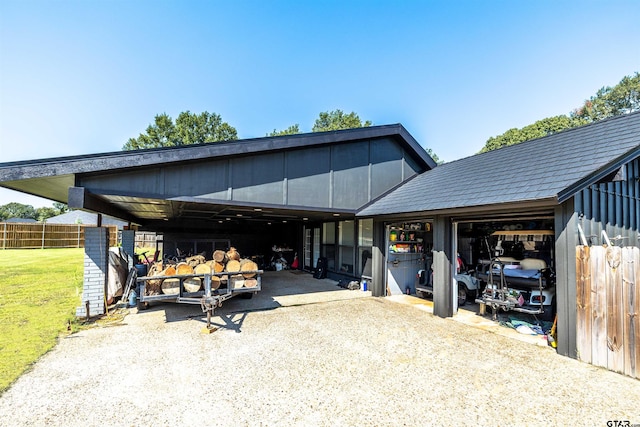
xmin=46 ymin=210 xmax=128 ymax=229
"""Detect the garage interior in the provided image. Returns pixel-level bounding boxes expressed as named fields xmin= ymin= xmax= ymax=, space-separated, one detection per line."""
xmin=383 ymin=215 xmax=557 ymax=327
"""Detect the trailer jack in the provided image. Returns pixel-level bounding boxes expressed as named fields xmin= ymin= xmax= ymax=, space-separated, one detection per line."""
xmin=201 ymin=296 xmax=223 ymax=331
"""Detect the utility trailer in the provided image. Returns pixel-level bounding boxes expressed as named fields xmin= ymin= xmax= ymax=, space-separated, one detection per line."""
xmin=136 ymin=270 xmax=263 ymax=329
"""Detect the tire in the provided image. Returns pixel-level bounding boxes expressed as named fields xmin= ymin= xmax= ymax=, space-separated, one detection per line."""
xmin=458 ymin=284 xmax=467 ymax=306
xmin=541 ymin=297 xmax=556 ymax=322
xmin=466 ymin=289 xmax=477 ymax=302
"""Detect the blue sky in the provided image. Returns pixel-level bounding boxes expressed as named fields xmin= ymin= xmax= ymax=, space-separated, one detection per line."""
xmin=1 ymin=0 xmax=638 ymax=207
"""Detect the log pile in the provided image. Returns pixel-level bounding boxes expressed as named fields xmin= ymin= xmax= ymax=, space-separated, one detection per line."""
xmin=141 ymin=247 xmax=260 ymax=295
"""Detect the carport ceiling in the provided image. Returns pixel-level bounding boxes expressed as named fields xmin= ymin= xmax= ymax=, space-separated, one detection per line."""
xmin=102 ymin=194 xmax=353 ymax=229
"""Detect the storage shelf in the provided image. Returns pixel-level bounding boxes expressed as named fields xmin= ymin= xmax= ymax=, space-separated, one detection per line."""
xmin=492 ymin=230 xmax=554 ymax=236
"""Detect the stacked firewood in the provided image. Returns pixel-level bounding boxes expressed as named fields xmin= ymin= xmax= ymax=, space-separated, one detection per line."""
xmin=143 ymin=247 xmax=259 ymax=296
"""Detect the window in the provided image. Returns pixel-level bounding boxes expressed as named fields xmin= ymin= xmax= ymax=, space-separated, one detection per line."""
xmin=358 ymin=219 xmax=373 ymax=277
xmin=338 ymin=220 xmax=355 ymax=273
xmin=322 ymin=222 xmax=336 ymax=271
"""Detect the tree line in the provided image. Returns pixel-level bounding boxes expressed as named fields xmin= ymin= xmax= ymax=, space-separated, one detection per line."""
xmin=123 ymin=109 xmax=442 ymax=163
xmin=480 ymin=72 xmax=639 ymax=153
xmin=4 ymin=73 xmax=635 ymax=219
xmin=0 ymin=202 xmax=68 ymax=222
xmin=122 ymin=109 xmax=374 ymax=150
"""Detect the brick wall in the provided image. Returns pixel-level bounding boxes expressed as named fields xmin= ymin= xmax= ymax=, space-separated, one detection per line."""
xmin=76 ymin=227 xmax=109 ymax=317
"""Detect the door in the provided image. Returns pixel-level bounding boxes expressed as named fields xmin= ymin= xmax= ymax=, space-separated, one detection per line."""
xmin=304 ymin=225 xmax=321 ymax=271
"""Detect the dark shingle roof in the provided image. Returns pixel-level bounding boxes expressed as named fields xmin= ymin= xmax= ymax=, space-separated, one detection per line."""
xmin=358 ymin=111 xmax=640 ymax=217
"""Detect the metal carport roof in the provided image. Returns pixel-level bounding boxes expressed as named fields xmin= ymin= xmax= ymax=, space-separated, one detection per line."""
xmin=0 ymin=124 xmax=435 ymax=230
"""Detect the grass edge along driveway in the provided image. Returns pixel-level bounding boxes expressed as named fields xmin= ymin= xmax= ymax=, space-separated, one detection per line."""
xmin=0 ymin=248 xmax=84 ymax=394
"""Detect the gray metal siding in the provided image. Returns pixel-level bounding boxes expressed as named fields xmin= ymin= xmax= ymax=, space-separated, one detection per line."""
xmin=371 ymin=138 xmax=404 ymax=198
xmin=76 ymin=137 xmax=423 ymax=212
xmin=164 ymin=161 xmax=228 ymax=198
xmin=332 ymin=142 xmax=369 ymax=209
xmin=575 ymin=157 xmax=640 ymax=247
xmin=231 ymin=152 xmax=285 ymax=204
xmin=286 ymin=147 xmax=331 ymax=208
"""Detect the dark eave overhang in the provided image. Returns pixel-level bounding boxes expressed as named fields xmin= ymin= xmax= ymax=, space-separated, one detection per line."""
xmin=358 ymin=197 xmax=558 ymax=222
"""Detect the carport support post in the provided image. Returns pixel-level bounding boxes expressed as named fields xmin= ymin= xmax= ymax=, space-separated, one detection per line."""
xmin=555 ymin=201 xmax=578 ymax=358
xmin=121 ymin=230 xmax=136 ymax=264
xmin=370 ymin=219 xmax=387 ymax=296
xmin=75 ymin=227 xmax=109 ymax=318
xmin=432 ymin=215 xmax=454 ymax=318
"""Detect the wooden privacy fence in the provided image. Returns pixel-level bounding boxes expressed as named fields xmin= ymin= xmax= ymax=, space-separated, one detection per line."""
xmin=135 ymin=231 xmax=157 ymax=248
xmin=576 ymin=245 xmax=640 ymax=379
xmin=0 ymin=222 xmax=118 ymax=249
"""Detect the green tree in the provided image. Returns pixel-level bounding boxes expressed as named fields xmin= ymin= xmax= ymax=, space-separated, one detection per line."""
xmin=572 ymin=72 xmax=640 ymax=122
xmin=175 ymin=111 xmax=238 ymax=145
xmin=123 ymin=111 xmax=237 ymax=150
xmin=312 ymin=109 xmax=372 ymax=132
xmin=36 ymin=206 xmax=58 ymax=222
xmin=425 ymin=148 xmax=442 ymax=165
xmin=53 ymin=202 xmax=68 ymax=215
xmin=480 ymin=72 xmax=638 ymax=153
xmin=480 ymin=115 xmax=586 ymax=153
xmin=0 ymin=203 xmax=37 ymax=221
xmin=268 ymin=124 xmax=301 ymax=136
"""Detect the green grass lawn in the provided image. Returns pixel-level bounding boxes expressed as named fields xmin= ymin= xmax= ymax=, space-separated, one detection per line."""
xmin=0 ymin=248 xmax=84 ymax=394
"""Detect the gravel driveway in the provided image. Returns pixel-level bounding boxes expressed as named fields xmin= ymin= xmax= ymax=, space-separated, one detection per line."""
xmin=1 ymin=271 xmax=639 ymax=426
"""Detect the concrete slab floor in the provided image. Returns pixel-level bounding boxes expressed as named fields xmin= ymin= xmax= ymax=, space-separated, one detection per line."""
xmin=385 ymin=294 xmax=552 ymax=349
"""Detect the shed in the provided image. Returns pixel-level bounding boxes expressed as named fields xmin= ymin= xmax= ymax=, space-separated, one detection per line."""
xmin=4 ymin=217 xmax=37 ymax=223
xmin=46 ymin=210 xmax=128 ymax=230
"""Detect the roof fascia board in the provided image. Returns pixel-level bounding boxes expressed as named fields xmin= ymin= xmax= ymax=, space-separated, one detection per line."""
xmin=557 ymin=146 xmax=640 ymax=203
xmin=398 ymin=125 xmax=437 ymax=169
xmin=0 ymin=124 xmax=433 ymax=180
xmin=357 ymin=198 xmax=557 ymax=220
